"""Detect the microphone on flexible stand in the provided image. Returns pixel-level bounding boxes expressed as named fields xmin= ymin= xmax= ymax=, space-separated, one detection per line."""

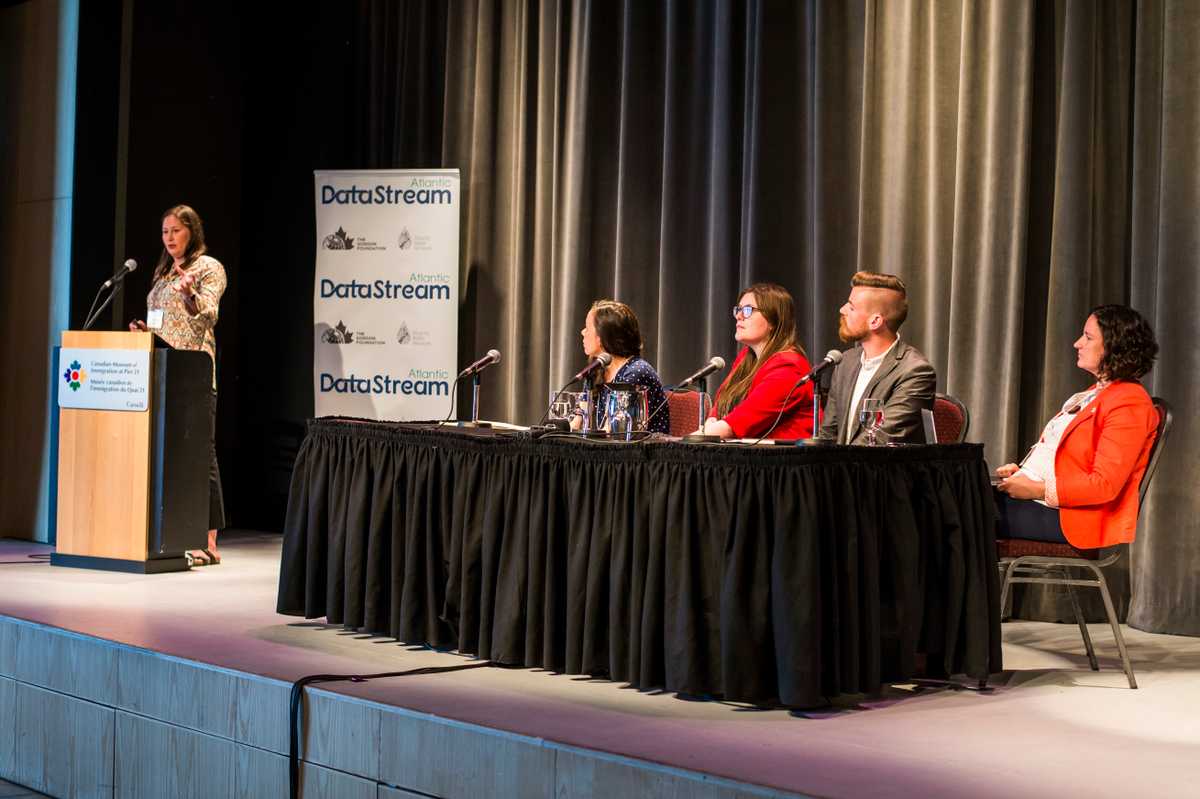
xmin=103 ymin=258 xmax=138 ymax=289
xmin=82 ymin=259 xmax=138 ymax=331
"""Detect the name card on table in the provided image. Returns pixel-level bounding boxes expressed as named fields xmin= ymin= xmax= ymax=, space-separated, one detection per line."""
xmin=57 ymin=347 xmax=151 ymax=412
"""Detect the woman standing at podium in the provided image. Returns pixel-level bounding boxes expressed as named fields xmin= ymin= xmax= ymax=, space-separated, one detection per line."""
xmin=129 ymin=205 xmax=227 ymax=566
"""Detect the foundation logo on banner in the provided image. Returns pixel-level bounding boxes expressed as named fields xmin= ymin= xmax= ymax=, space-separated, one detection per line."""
xmin=398 ymin=228 xmax=434 ymax=251
xmin=322 ymin=227 xmax=355 ymax=250
xmin=322 ymin=321 xmax=354 ymax=344
xmin=396 ymin=322 xmax=433 ymax=346
xmin=63 ymin=360 xmax=87 ymax=391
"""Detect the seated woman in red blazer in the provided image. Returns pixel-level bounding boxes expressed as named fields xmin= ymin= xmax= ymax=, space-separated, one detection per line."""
xmin=995 ymin=305 xmax=1159 ymax=549
xmin=702 ymin=283 xmax=814 ymax=440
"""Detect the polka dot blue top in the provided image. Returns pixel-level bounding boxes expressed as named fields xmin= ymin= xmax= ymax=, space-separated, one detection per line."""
xmin=598 ymin=356 xmax=670 ymax=434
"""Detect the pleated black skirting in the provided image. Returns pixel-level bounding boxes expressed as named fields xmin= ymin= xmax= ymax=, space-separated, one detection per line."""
xmin=277 ymin=420 xmax=1001 ymax=707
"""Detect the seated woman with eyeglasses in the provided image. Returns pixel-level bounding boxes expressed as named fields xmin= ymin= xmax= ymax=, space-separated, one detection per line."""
xmin=995 ymin=305 xmax=1160 ymax=549
xmin=702 ymin=283 xmax=814 ymax=440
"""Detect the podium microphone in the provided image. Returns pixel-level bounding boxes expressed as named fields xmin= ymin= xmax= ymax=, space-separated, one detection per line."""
xmin=102 ymin=259 xmax=138 ymax=289
xmin=458 ymin=349 xmax=501 ymax=379
xmin=672 ymin=356 xmax=726 ymax=390
xmin=83 ymin=259 xmax=138 ymax=330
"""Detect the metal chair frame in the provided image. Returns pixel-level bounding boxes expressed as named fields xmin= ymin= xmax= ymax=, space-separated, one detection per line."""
xmin=998 ymin=397 xmax=1173 ymax=690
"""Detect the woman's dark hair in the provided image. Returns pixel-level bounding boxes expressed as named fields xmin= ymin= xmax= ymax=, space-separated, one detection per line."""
xmin=716 ymin=283 xmax=806 ymax=417
xmin=154 ymin=204 xmax=208 ymax=280
xmin=590 ymin=300 xmax=644 ymax=359
xmin=1091 ymin=304 xmax=1158 ymax=382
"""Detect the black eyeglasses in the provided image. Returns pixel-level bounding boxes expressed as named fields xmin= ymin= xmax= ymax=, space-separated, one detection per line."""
xmin=732 ymin=304 xmax=760 ymax=320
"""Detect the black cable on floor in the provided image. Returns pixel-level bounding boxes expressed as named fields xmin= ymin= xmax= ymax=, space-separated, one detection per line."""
xmin=289 ymin=660 xmax=494 ymax=799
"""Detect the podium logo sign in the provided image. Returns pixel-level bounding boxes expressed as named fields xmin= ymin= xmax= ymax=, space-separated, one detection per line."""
xmin=57 ymin=348 xmax=151 ymax=412
xmin=63 ymin=360 xmax=87 ymax=391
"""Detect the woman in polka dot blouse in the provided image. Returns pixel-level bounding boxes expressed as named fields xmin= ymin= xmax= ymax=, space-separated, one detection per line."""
xmin=575 ymin=300 xmax=670 ymax=434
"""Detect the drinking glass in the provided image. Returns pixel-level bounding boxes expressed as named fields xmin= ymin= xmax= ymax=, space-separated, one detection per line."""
xmin=547 ymin=390 xmax=574 ymax=422
xmin=605 ymin=390 xmax=635 ymax=439
xmin=858 ymin=398 xmax=885 ymax=446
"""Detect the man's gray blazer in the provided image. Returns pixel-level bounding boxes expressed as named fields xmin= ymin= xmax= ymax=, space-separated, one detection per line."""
xmin=817 ymin=340 xmax=937 ymax=445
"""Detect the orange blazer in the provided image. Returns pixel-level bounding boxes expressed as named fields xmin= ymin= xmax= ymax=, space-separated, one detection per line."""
xmin=1054 ymin=381 xmax=1158 ymax=549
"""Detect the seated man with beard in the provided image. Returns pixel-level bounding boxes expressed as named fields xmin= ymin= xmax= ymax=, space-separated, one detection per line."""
xmin=817 ymin=272 xmax=937 ymax=445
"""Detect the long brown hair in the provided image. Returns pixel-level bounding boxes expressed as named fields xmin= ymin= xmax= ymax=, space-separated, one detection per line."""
xmin=716 ymin=283 xmax=805 ymax=417
xmin=154 ymin=204 xmax=208 ymax=281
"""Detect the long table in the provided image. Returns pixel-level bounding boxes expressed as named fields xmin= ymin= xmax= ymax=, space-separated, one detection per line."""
xmin=276 ymin=419 xmax=1001 ymax=707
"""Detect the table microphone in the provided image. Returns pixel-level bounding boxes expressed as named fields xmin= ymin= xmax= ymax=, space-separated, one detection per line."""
xmin=571 ymin=352 xmax=612 ymax=383
xmin=797 ymin=349 xmax=843 ymax=385
xmin=673 ymin=356 xmax=726 ymax=390
xmin=458 ymin=349 xmax=502 ymax=379
xmin=83 ymin=258 xmax=139 ymax=330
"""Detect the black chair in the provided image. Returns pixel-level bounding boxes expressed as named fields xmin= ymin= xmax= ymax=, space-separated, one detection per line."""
xmin=998 ymin=397 xmax=1173 ymax=689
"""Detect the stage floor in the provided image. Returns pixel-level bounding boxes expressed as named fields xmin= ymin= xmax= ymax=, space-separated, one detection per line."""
xmin=2 ymin=533 xmax=1198 ymax=798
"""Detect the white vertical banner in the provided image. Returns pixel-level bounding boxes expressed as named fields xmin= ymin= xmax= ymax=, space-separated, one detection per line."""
xmin=313 ymin=169 xmax=460 ymax=420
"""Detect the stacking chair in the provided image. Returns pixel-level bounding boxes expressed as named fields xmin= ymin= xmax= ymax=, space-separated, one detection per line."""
xmin=998 ymin=397 xmax=1173 ymax=689
xmin=932 ymin=393 xmax=970 ymax=443
xmin=666 ymin=390 xmax=705 ymax=437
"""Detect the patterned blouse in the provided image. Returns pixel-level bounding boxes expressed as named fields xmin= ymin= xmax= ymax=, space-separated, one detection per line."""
xmin=595 ymin=356 xmax=670 ymax=434
xmin=145 ymin=254 xmax=227 ymax=390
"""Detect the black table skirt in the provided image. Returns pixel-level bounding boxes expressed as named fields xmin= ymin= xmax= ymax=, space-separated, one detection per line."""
xmin=276 ymin=419 xmax=1002 ymax=707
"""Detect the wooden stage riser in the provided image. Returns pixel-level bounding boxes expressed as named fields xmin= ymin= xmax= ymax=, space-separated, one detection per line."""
xmin=0 ymin=616 xmax=803 ymax=799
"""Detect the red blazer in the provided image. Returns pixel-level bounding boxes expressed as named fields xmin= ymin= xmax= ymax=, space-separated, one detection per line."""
xmin=1054 ymin=381 xmax=1159 ymax=549
xmin=708 ymin=349 xmax=814 ymax=439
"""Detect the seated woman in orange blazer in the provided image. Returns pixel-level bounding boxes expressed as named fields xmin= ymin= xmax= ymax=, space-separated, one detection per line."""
xmin=994 ymin=305 xmax=1159 ymax=549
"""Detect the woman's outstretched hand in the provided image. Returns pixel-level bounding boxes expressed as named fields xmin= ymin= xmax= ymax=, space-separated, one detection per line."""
xmin=172 ymin=264 xmax=197 ymax=296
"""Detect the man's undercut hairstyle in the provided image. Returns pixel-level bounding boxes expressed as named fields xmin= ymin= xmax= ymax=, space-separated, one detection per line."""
xmin=851 ymin=271 xmax=909 ymax=332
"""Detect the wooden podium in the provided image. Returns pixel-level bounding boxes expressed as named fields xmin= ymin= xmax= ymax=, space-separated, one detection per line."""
xmin=52 ymin=331 xmax=211 ymax=573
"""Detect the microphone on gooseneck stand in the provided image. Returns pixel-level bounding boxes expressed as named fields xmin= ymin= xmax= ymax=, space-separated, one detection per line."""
xmin=83 ymin=259 xmax=138 ymax=331
xmin=103 ymin=258 xmax=138 ymax=289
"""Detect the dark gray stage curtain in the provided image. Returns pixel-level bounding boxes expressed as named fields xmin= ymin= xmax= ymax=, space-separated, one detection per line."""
xmin=358 ymin=0 xmax=1196 ymax=635
xmin=1127 ymin=0 xmax=1200 ymax=635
